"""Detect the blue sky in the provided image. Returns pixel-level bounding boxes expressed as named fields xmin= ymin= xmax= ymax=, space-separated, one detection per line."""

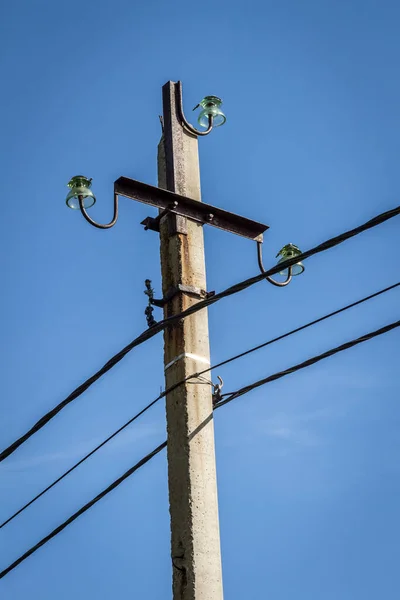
xmin=0 ymin=0 xmax=399 ymax=598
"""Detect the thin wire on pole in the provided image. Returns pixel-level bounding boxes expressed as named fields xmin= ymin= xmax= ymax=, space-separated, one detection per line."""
xmin=0 ymin=442 xmax=167 ymax=580
xmin=0 ymin=396 xmax=162 ymax=529
xmin=1 ymin=204 xmax=399 ymax=463
xmin=1 ymin=318 xmax=398 ymax=579
xmin=216 ymin=320 xmax=400 ymax=409
xmin=2 ymin=281 xmax=398 ymax=529
xmin=202 ymin=282 xmax=400 ymax=375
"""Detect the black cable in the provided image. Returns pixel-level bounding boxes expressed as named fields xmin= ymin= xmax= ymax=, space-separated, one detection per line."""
xmin=2 ymin=281 xmax=397 ymax=528
xmin=0 ymin=441 xmax=167 ymax=580
xmin=201 ymin=282 xmax=400 ymax=375
xmin=1 ymin=204 xmax=398 ymax=463
xmin=216 ymin=320 xmax=400 ymax=409
xmin=0 ymin=396 xmax=162 ymax=529
xmin=1 ymin=318 xmax=397 ymax=579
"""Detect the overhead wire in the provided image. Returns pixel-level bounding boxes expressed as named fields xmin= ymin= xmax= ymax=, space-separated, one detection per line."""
xmin=200 ymin=281 xmax=400 ymax=375
xmin=0 ymin=442 xmax=167 ymax=580
xmin=216 ymin=320 xmax=400 ymax=409
xmin=0 ymin=396 xmax=163 ymax=529
xmin=1 ymin=317 xmax=398 ymax=579
xmin=1 ymin=204 xmax=399 ymax=463
xmin=2 ymin=281 xmax=398 ymax=528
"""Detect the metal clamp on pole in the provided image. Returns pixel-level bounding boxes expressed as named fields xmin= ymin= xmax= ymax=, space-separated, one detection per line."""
xmin=141 ymin=201 xmax=179 ymax=232
xmin=151 ymin=284 xmax=215 ymax=308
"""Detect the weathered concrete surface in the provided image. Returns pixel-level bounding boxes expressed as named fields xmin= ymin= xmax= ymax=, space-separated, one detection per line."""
xmin=158 ymin=81 xmax=224 ymax=600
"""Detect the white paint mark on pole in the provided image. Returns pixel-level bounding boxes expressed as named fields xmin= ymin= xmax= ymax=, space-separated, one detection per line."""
xmin=164 ymin=352 xmax=211 ymax=371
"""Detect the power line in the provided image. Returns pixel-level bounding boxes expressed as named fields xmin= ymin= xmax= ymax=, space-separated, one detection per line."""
xmin=0 ymin=396 xmax=163 ymax=529
xmin=1 ymin=318 xmax=398 ymax=579
xmin=1 ymin=204 xmax=398 ymax=463
xmin=2 ymin=281 xmax=398 ymax=528
xmin=202 ymin=282 xmax=400 ymax=374
xmin=0 ymin=441 xmax=167 ymax=580
xmin=216 ymin=320 xmax=400 ymax=409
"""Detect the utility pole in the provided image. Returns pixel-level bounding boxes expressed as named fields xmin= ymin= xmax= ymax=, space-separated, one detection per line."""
xmin=158 ymin=81 xmax=224 ymax=600
xmin=66 ymin=78 xmax=271 ymax=598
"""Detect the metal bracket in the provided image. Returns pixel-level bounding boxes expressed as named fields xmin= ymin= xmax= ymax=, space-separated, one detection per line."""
xmin=142 ymin=203 xmax=188 ymax=237
xmin=152 ymin=284 xmax=215 ymax=307
xmin=212 ymin=376 xmax=224 ymax=406
xmin=114 ymin=176 xmax=268 ymax=242
xmin=143 ymin=213 xmax=188 ymax=236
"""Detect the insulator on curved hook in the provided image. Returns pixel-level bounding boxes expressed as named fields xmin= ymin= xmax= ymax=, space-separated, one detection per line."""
xmin=257 ymin=241 xmax=293 ymax=287
xmin=78 ymin=192 xmax=119 ymax=230
xmin=176 ymin=81 xmax=214 ymax=137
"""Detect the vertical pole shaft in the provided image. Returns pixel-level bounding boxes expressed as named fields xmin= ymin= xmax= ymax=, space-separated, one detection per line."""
xmin=158 ymin=81 xmax=224 ymax=600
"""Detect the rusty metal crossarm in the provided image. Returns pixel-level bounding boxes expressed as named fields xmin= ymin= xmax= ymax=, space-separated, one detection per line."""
xmin=114 ymin=176 xmax=268 ymax=242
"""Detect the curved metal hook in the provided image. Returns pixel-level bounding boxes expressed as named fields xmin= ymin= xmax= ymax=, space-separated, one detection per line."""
xmin=176 ymin=81 xmax=213 ymax=137
xmin=78 ymin=193 xmax=119 ymax=229
xmin=257 ymin=241 xmax=292 ymax=287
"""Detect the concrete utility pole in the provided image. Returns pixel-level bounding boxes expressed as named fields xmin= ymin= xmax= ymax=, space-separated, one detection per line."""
xmin=63 ymin=78 xmax=272 ymax=599
xmin=66 ymin=78 xmax=267 ymax=599
xmin=158 ymin=81 xmax=224 ymax=600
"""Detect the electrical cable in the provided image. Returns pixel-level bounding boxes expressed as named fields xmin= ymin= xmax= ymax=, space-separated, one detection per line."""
xmin=0 ymin=441 xmax=167 ymax=580
xmin=216 ymin=320 xmax=400 ymax=409
xmin=2 ymin=281 xmax=398 ymax=529
xmin=0 ymin=396 xmax=163 ymax=529
xmin=200 ymin=281 xmax=400 ymax=376
xmin=1 ymin=203 xmax=398 ymax=463
xmin=1 ymin=318 xmax=397 ymax=579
